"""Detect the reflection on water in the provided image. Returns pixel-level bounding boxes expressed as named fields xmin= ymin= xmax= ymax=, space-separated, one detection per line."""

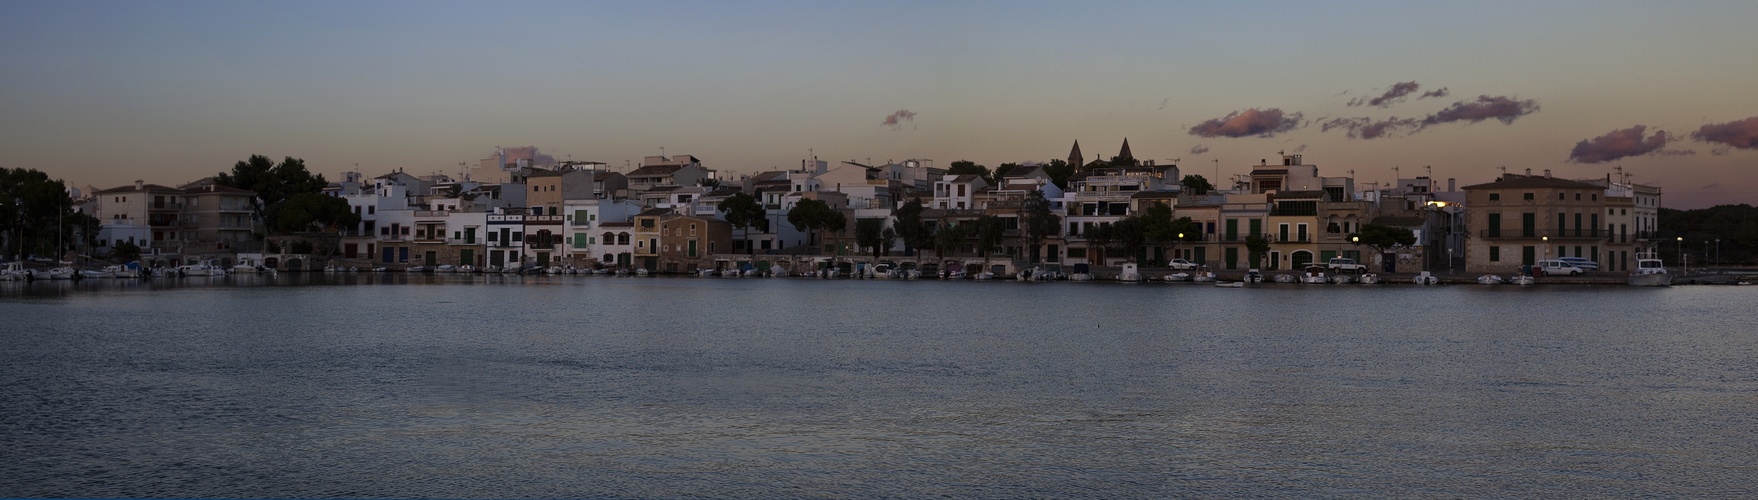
xmin=3 ymin=276 xmax=1756 ymax=498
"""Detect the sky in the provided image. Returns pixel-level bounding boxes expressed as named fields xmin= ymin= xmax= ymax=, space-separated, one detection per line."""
xmin=3 ymin=0 xmax=1756 ymax=208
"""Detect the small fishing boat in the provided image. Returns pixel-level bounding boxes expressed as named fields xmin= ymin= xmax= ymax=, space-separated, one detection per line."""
xmin=1272 ymin=273 xmax=1296 ymax=283
xmin=1477 ymin=275 xmax=1504 ymax=285
xmin=1300 ymin=265 xmax=1328 ymax=284
xmin=1358 ymin=273 xmax=1380 ymax=284
xmin=1510 ymin=275 xmax=1536 ymax=285
xmin=1412 ymin=271 xmax=1439 ymax=285
xmin=1243 ymin=269 xmax=1265 ymax=283
xmin=1628 ymin=255 xmax=1672 ymax=286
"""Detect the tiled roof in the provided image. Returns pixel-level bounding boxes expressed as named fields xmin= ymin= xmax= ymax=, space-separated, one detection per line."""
xmin=1462 ymin=174 xmax=1602 ymax=190
xmin=628 ymin=164 xmax=685 ymax=177
xmin=94 ymin=183 xmax=180 ymax=194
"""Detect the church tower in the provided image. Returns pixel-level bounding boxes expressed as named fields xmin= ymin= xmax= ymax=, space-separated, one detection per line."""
xmin=1068 ymin=140 xmax=1083 ymax=169
xmin=1117 ymin=138 xmax=1134 ymax=164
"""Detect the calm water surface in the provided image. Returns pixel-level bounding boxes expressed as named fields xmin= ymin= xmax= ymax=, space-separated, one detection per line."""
xmin=2 ymin=275 xmax=1756 ymax=498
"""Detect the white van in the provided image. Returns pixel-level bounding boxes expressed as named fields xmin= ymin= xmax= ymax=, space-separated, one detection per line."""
xmin=1536 ymin=259 xmax=1585 ymax=276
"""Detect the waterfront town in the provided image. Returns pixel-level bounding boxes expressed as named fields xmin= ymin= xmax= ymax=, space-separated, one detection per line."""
xmin=2 ymin=139 xmax=1689 ymax=285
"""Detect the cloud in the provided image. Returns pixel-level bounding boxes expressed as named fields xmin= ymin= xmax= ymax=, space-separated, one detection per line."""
xmin=1418 ymin=88 xmax=1450 ymax=100
xmin=1348 ymin=81 xmax=1421 ymax=107
xmin=1421 ymin=95 xmax=1540 ymax=127
xmin=1187 ymin=108 xmax=1304 ymax=138
xmin=496 ymin=146 xmax=556 ymax=167
xmin=1321 ymin=116 xmax=1419 ymax=139
xmin=1158 ymin=98 xmax=1169 ymax=110
xmin=1293 ymin=144 xmax=1308 ymax=153
xmin=1568 ymin=125 xmax=1690 ymax=163
xmin=1189 ymin=145 xmax=1210 ymax=155
xmin=881 ymin=109 xmax=918 ymax=130
xmin=1702 ymin=182 xmax=1722 ymax=190
xmin=1691 ymin=116 xmax=1758 ymax=150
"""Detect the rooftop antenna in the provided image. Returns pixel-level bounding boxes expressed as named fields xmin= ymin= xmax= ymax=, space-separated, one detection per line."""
xmin=1212 ymin=158 xmax=1220 ymax=184
xmin=1425 ymin=165 xmax=1432 ymax=178
xmin=659 ymin=146 xmax=666 ymax=158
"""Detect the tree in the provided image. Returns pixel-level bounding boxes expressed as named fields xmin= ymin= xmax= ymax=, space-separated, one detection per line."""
xmin=111 ymin=240 xmax=142 ymax=262
xmin=267 ymin=192 xmax=361 ymax=234
xmin=1020 ymin=190 xmax=1061 ymax=264
xmin=947 ymin=160 xmax=994 ymax=185
xmin=994 ymin=163 xmax=1020 ymax=180
xmin=215 ymin=155 xmax=329 ymax=234
xmin=880 ymin=227 xmax=897 ymax=258
xmin=933 ymin=220 xmax=966 ymax=258
xmin=972 ymin=215 xmax=1007 ymax=262
xmin=891 ymin=199 xmax=933 ymax=255
xmin=786 ymin=198 xmax=845 ymax=249
xmin=717 ymin=192 xmax=768 ymax=253
xmin=1181 ymin=175 xmax=1215 ymax=196
xmin=1349 ymin=223 xmax=1417 ymax=266
xmin=1109 ymin=155 xmax=1139 ymax=167
xmin=1137 ymin=202 xmax=1200 ymax=264
xmin=1 ymin=168 xmax=77 ymax=259
xmin=1245 ymin=235 xmax=1271 ymax=269
xmin=1041 ymin=159 xmax=1077 ymax=191
xmin=854 ymin=217 xmax=888 ymax=259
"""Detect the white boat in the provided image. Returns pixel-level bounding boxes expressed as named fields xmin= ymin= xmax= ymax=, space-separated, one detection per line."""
xmin=635 ymin=268 xmax=649 ymax=276
xmin=1164 ymin=272 xmax=1191 ymax=282
xmin=459 ymin=265 xmax=476 ymax=274
xmin=1300 ymin=265 xmax=1328 ymax=284
xmin=975 ymin=272 xmax=996 ymax=280
xmin=1192 ymin=271 xmax=1216 ymax=282
xmin=176 ymin=264 xmax=221 ymax=276
xmin=1412 ymin=271 xmax=1439 ymax=285
xmin=1358 ymin=273 xmax=1380 ymax=284
xmin=347 ymin=267 xmax=359 ymax=273
xmin=698 ymin=269 xmax=717 ymax=277
xmin=48 ymin=267 xmax=77 ymax=279
xmin=0 ymin=262 xmax=25 ymax=281
xmin=370 ymin=267 xmax=386 ymax=273
xmin=79 ymin=268 xmax=115 ymax=279
xmin=1068 ymin=273 xmax=1095 ymax=281
xmin=435 ymin=265 xmax=457 ymax=273
xmin=545 ymin=266 xmax=564 ymax=275
xmin=405 ymin=265 xmax=425 ymax=273
xmin=1511 ymin=275 xmax=1536 ymax=285
xmin=615 ymin=269 xmax=630 ymax=276
xmin=1477 ymin=275 xmax=1504 ymax=285
xmin=1244 ymin=269 xmax=1265 ymax=283
xmin=1118 ymin=263 xmax=1143 ymax=282
xmin=1330 ymin=274 xmax=1353 ymax=284
xmin=1272 ymin=273 xmax=1296 ymax=283
xmin=108 ymin=264 xmax=142 ymax=279
xmin=323 ymin=265 xmax=339 ymax=273
xmin=1628 ymin=256 xmax=1672 ymax=286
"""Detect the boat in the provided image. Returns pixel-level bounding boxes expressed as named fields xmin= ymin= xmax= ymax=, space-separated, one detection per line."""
xmin=615 ymin=269 xmax=629 ymax=276
xmin=698 ymin=269 xmax=717 ymax=277
xmin=0 ymin=262 xmax=26 ymax=280
xmin=1300 ymin=265 xmax=1328 ymax=284
xmin=1068 ymin=273 xmax=1095 ymax=281
xmin=346 ymin=267 xmax=358 ymax=273
xmin=47 ymin=267 xmax=77 ymax=279
xmin=1477 ymin=275 xmax=1504 ymax=285
xmin=1510 ymin=275 xmax=1536 ymax=285
xmin=1272 ymin=273 xmax=1296 ymax=283
xmin=1358 ymin=273 xmax=1380 ymax=284
xmin=176 ymin=263 xmax=222 ymax=276
xmin=1192 ymin=266 xmax=1216 ymax=282
xmin=1118 ymin=263 xmax=1143 ymax=282
xmin=405 ymin=265 xmax=425 ymax=273
xmin=1164 ymin=272 xmax=1191 ymax=282
xmin=1628 ymin=255 xmax=1673 ymax=286
xmin=1214 ymin=281 xmax=1244 ymax=288
xmin=1243 ymin=269 xmax=1265 ymax=283
xmin=635 ymin=268 xmax=649 ymax=276
xmin=79 ymin=268 xmax=115 ymax=279
xmin=108 ymin=264 xmax=143 ymax=279
xmin=370 ymin=267 xmax=386 ymax=273
xmin=458 ymin=265 xmax=476 ymax=274
xmin=1330 ymin=274 xmax=1353 ymax=284
xmin=975 ymin=271 xmax=996 ymax=280
xmin=231 ymin=258 xmax=268 ymax=274
xmin=1412 ymin=271 xmax=1439 ymax=285
xmin=323 ymin=265 xmax=339 ymax=273
xmin=435 ymin=265 xmax=457 ymax=273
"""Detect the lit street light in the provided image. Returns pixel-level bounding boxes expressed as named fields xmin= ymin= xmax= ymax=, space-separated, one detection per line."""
xmin=1677 ymin=236 xmax=1685 ymax=274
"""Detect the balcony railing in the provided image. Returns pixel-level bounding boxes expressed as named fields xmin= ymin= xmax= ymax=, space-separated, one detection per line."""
xmin=1478 ymin=228 xmax=1604 ymax=239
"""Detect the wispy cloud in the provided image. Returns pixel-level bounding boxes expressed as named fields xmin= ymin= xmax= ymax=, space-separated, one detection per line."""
xmin=881 ymin=109 xmax=917 ymax=130
xmin=1418 ymin=88 xmax=1449 ymax=100
xmin=1320 ymin=116 xmax=1419 ymax=139
xmin=1568 ymin=125 xmax=1691 ymax=163
xmin=1187 ymin=108 xmax=1304 ymax=138
xmin=1421 ymin=95 xmax=1540 ymax=127
xmin=1348 ymin=81 xmax=1421 ymax=107
xmin=1691 ymin=116 xmax=1758 ymax=150
xmin=1189 ymin=145 xmax=1210 ymax=155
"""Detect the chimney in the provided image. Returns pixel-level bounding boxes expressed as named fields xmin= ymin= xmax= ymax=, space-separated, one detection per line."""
xmin=135 ymin=180 xmax=143 ymax=190
xmin=1448 ymin=178 xmax=1456 ymax=192
xmin=1525 ymin=168 xmax=1532 ymax=175
xmin=1544 ymin=169 xmax=1552 ymax=178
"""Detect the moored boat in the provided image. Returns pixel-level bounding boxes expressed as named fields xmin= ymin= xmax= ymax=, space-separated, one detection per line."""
xmin=1510 ymin=275 xmax=1536 ymax=285
xmin=1628 ymin=255 xmax=1672 ymax=286
xmin=1412 ymin=271 xmax=1439 ymax=285
xmin=1477 ymin=275 xmax=1503 ymax=285
xmin=1358 ymin=273 xmax=1380 ymax=284
xmin=1300 ymin=265 xmax=1328 ymax=284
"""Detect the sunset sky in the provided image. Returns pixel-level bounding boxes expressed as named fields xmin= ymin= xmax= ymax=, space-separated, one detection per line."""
xmin=4 ymin=1 xmax=1756 ymax=208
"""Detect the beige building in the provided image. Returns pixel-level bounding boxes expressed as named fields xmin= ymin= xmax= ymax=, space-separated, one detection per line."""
xmin=179 ymin=184 xmax=257 ymax=254
xmin=1463 ymin=172 xmax=1622 ymax=273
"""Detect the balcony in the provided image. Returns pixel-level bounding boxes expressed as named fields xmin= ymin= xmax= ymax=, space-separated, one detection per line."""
xmin=149 ymin=202 xmax=184 ymax=211
xmin=1478 ymin=228 xmax=1604 ymax=240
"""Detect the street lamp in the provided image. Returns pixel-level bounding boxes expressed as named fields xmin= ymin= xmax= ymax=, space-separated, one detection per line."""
xmin=1677 ymin=236 xmax=1685 ymax=274
xmin=1542 ymin=236 xmax=1549 ymax=275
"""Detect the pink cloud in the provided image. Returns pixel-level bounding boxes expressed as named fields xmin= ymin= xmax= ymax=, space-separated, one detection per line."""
xmin=1691 ymin=116 xmax=1758 ymax=149
xmin=1567 ymin=125 xmax=1689 ymax=163
xmin=1187 ymin=108 xmax=1304 ymax=138
xmin=1421 ymin=95 xmax=1540 ymax=127
xmin=881 ymin=109 xmax=918 ymax=130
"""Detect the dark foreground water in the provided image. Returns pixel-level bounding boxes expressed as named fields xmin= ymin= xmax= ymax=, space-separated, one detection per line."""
xmin=2 ymin=274 xmax=1756 ymax=498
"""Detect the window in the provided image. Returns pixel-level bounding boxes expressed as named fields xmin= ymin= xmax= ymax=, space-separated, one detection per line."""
xmin=488 ymin=232 xmax=498 ymax=242
xmin=1575 ymin=193 xmax=1581 ymax=200
xmin=1524 ymin=193 xmax=1534 ymax=200
xmin=1488 ymin=213 xmax=1501 ymax=238
xmin=1558 ymin=193 xmax=1565 ymax=200
xmin=1522 ymin=213 xmax=1535 ymax=237
xmin=1489 ymin=246 xmax=1501 ymax=261
xmin=368 ymin=206 xmax=375 ymax=214
xmin=512 ymin=231 xmax=523 ymax=242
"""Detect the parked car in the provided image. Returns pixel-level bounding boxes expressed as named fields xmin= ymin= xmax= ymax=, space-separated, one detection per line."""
xmin=1557 ymin=257 xmax=1599 ymax=270
xmin=1166 ymin=258 xmax=1197 ymax=270
xmin=1535 ymin=259 xmax=1586 ymax=276
xmin=1326 ymin=257 xmax=1368 ymax=273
